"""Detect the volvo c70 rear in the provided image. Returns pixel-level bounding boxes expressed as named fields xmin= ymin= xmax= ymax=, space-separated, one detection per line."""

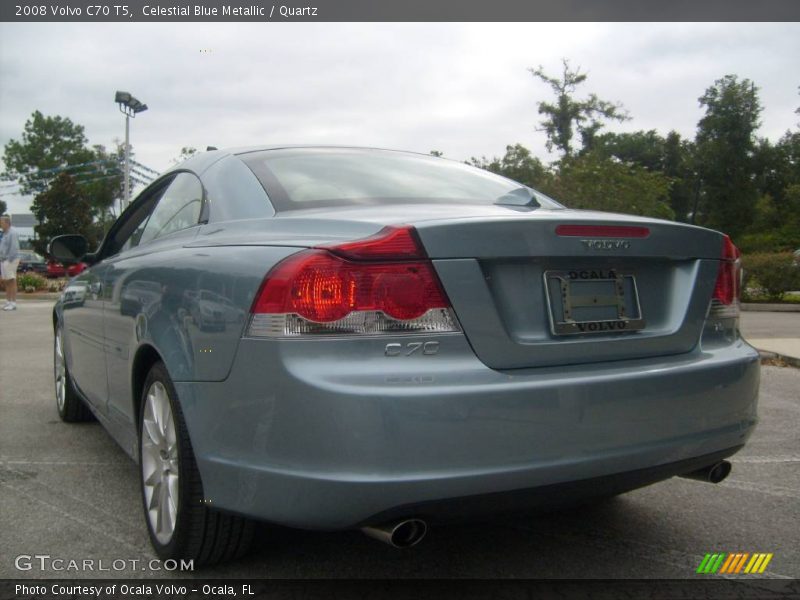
xmin=50 ymin=146 xmax=758 ymax=563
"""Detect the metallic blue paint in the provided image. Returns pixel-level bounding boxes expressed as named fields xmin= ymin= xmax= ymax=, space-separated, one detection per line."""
xmin=176 ymin=337 xmax=757 ymax=529
xmin=54 ymin=146 xmax=759 ymax=531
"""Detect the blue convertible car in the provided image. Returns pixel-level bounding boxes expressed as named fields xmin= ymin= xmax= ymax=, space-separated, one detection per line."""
xmin=50 ymin=146 xmax=759 ymax=564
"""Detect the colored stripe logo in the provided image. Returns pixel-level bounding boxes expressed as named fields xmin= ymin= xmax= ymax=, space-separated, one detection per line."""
xmin=697 ymin=553 xmax=773 ymax=574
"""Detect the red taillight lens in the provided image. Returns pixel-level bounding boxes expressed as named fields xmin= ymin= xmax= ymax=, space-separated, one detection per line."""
xmin=252 ymin=250 xmax=449 ymax=322
xmin=713 ymin=235 xmax=741 ymax=306
xmin=325 ymin=225 xmax=426 ymax=261
xmin=249 ymin=226 xmax=458 ymax=336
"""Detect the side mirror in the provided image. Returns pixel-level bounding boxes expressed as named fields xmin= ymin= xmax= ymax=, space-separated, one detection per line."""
xmin=48 ymin=235 xmax=89 ymax=264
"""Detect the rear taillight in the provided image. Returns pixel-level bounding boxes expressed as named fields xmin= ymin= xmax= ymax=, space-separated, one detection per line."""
xmin=247 ymin=226 xmax=459 ymax=337
xmin=709 ymin=234 xmax=741 ymax=319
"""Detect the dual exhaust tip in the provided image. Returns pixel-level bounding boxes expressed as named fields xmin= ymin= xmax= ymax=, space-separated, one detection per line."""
xmin=361 ymin=518 xmax=428 ymax=548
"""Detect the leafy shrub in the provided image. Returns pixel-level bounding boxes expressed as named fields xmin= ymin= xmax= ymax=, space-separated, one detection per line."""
xmin=737 ymin=231 xmax=798 ymax=254
xmin=742 ymin=252 xmax=800 ymax=301
xmin=16 ymin=272 xmax=48 ymax=293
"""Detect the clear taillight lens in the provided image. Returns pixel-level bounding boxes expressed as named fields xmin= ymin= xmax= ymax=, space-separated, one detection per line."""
xmin=709 ymin=234 xmax=741 ymax=319
xmin=247 ymin=226 xmax=460 ymax=337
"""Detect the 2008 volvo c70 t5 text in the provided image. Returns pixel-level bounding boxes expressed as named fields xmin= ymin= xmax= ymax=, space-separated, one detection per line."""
xmin=49 ymin=146 xmax=759 ymax=564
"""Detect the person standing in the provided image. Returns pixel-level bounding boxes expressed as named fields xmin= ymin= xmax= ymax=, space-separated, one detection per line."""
xmin=0 ymin=214 xmax=21 ymax=311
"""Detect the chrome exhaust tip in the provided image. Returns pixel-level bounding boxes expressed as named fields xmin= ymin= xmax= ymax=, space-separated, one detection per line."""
xmin=680 ymin=460 xmax=732 ymax=484
xmin=361 ymin=518 xmax=428 ymax=548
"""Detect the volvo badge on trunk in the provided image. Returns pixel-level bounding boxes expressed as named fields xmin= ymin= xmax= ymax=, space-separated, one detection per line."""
xmin=581 ymin=239 xmax=631 ymax=250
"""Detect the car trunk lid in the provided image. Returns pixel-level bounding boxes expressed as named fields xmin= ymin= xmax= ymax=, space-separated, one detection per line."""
xmin=413 ymin=210 xmax=723 ymax=369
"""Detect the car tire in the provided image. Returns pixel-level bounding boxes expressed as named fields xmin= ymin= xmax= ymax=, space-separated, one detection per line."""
xmin=139 ymin=362 xmax=254 ymax=566
xmin=54 ymin=323 xmax=94 ymax=422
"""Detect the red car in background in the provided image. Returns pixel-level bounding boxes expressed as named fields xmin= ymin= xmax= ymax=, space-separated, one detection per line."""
xmin=46 ymin=259 xmax=87 ymax=278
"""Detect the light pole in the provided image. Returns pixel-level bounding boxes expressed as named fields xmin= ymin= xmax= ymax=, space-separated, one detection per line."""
xmin=114 ymin=91 xmax=148 ymax=208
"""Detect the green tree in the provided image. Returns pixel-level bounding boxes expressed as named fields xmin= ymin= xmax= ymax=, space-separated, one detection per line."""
xmin=540 ymin=151 xmax=674 ymax=220
xmin=0 ymin=200 xmax=7 ymax=215
xmin=529 ymin=59 xmax=629 ymax=157
xmin=743 ymin=130 xmax=800 ymax=251
xmin=468 ymin=144 xmax=548 ymax=187
xmin=581 ymin=129 xmax=699 ymax=222
xmin=769 ymin=131 xmax=800 ymax=199
xmin=753 ymin=139 xmax=785 ymax=206
xmin=693 ymin=75 xmax=762 ymax=239
xmin=83 ymin=143 xmax=124 ymax=224
xmin=1 ymin=111 xmax=94 ymax=196
xmin=738 ymin=184 xmax=800 ymax=253
xmin=663 ymin=131 xmax=697 ymax=223
xmin=781 ymin=183 xmax=800 ymax=241
xmin=591 ymin=130 xmax=667 ymax=171
xmin=30 ymin=173 xmax=96 ymax=256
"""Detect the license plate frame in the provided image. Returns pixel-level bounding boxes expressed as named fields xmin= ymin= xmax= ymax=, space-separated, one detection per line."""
xmin=543 ymin=269 xmax=645 ymax=336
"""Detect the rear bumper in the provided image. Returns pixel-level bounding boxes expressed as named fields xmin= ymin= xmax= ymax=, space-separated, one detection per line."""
xmin=175 ymin=336 xmax=759 ymax=530
xmin=361 ymin=445 xmax=743 ymax=526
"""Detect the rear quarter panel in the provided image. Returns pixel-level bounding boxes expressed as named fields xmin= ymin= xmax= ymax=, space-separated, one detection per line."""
xmin=102 ymin=238 xmax=299 ymax=432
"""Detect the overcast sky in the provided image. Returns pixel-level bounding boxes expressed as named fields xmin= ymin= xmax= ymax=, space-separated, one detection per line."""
xmin=0 ymin=22 xmax=798 ymax=214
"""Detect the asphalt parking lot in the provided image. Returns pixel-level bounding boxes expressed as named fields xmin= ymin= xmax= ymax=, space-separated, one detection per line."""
xmin=1 ymin=301 xmax=798 ymax=580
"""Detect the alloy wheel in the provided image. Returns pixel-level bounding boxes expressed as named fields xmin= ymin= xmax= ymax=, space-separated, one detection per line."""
xmin=141 ymin=381 xmax=180 ymax=545
xmin=54 ymin=329 xmax=66 ymax=412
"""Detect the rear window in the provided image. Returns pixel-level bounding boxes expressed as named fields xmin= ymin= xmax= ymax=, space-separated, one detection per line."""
xmin=239 ymin=148 xmax=560 ymax=211
xmin=203 ymin=155 xmax=274 ymax=221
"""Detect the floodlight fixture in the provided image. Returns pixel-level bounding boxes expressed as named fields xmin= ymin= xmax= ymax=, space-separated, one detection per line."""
xmin=115 ymin=91 xmax=131 ymax=104
xmin=115 ymin=90 xmax=148 ymax=117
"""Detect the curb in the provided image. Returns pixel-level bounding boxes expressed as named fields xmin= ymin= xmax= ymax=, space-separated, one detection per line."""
xmin=758 ymin=350 xmax=800 ymax=368
xmin=743 ymin=303 xmax=800 ymax=313
xmin=0 ymin=294 xmax=60 ymax=302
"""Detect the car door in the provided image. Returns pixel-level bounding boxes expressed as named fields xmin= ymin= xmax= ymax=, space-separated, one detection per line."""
xmin=62 ymin=180 xmax=168 ymax=415
xmin=102 ymin=172 xmax=205 ymax=430
xmin=60 ymin=254 xmax=111 ymax=410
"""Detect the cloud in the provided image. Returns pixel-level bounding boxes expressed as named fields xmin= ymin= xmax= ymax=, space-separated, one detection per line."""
xmin=1 ymin=22 xmax=798 ymax=213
